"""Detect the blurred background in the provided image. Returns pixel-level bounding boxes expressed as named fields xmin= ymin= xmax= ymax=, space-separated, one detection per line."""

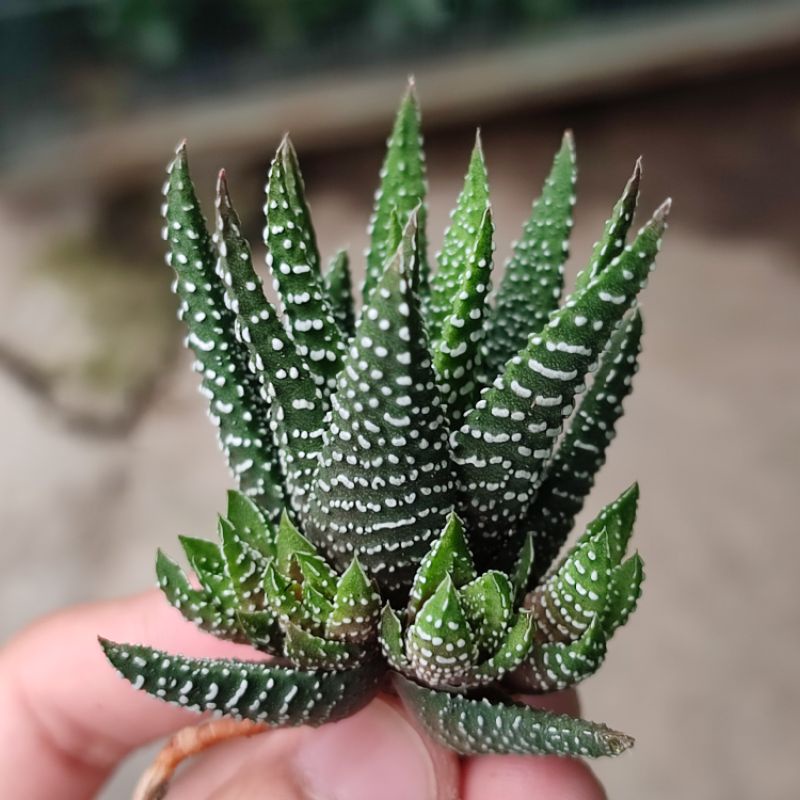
xmin=2 ymin=1 xmax=800 ymax=798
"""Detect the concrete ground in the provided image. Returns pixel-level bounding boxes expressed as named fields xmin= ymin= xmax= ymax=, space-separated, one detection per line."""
xmin=2 ymin=64 xmax=799 ymax=798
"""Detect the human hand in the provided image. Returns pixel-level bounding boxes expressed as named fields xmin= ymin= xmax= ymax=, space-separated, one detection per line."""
xmin=0 ymin=591 xmax=606 ymax=799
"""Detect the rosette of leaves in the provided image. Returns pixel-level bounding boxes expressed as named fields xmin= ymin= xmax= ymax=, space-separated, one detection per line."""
xmin=156 ymin=490 xmax=381 ymax=670
xmin=380 ymin=512 xmax=536 ymax=692
xmin=102 ymin=80 xmax=669 ymax=761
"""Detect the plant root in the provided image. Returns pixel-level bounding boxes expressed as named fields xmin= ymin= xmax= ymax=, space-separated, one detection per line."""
xmin=133 ymin=718 xmax=268 ymax=800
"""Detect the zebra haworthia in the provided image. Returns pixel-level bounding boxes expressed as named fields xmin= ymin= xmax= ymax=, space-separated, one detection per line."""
xmin=103 ymin=81 xmax=669 ymax=761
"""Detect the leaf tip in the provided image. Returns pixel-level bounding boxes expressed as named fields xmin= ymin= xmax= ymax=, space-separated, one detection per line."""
xmin=215 ymin=168 xmax=231 ymax=208
xmin=562 ymin=129 xmax=576 ymax=157
xmin=278 ymin=132 xmax=298 ymax=162
xmin=604 ymin=728 xmax=635 ymax=755
xmin=656 ymin=197 xmax=672 ymax=219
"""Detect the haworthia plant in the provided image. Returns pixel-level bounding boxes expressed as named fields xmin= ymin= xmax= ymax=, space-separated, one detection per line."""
xmin=103 ymin=81 xmax=669 ymax=760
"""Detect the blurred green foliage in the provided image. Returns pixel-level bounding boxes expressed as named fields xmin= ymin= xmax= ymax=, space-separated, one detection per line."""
xmin=0 ymin=0 xmax=728 ymax=156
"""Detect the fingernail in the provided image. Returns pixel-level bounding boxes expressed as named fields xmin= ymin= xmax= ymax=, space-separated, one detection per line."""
xmin=292 ymin=699 xmax=437 ymax=800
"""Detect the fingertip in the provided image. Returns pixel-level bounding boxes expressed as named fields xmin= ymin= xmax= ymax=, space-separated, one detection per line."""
xmin=463 ymin=753 xmax=606 ymax=800
xmin=292 ymin=698 xmax=459 ymax=800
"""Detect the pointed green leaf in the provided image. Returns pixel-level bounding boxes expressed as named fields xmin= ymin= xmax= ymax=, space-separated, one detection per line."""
xmin=219 ymin=516 xmax=268 ymax=613
xmin=283 ymin=622 xmax=359 ymax=671
xmin=531 ymin=528 xmax=611 ymax=644
xmin=527 ymin=312 xmax=643 ymax=582
xmin=216 ymin=171 xmax=325 ymax=514
xmin=604 ymin=552 xmax=644 ymax=637
xmin=394 ymin=674 xmax=634 ymax=757
xmin=460 ymin=570 xmax=513 ymax=655
xmin=102 ymin=639 xmax=382 ymax=725
xmin=276 ymin=510 xmax=318 ymax=578
xmin=301 ymin=584 xmax=335 ymax=628
xmin=481 ymin=132 xmax=576 ymax=376
xmin=363 ymin=81 xmax=428 ymax=300
xmin=236 ymin=608 xmax=283 ymax=652
xmin=307 ymin=216 xmax=454 ymax=595
xmin=225 ymin=490 xmax=276 ymax=558
xmin=466 ymin=611 xmax=535 ymax=686
xmin=156 ymin=550 xmax=244 ymax=643
xmin=379 ymin=603 xmax=409 ymax=672
xmin=263 ymin=137 xmax=344 ymax=389
xmin=163 ymin=144 xmax=283 ymax=517
xmin=510 ymin=534 xmax=534 ymax=605
xmin=546 ymin=484 xmax=638 ymax=578
xmin=406 ymin=575 xmax=477 ymax=687
xmin=427 ymin=133 xmax=490 ymax=338
xmin=324 ymin=249 xmax=356 ymax=338
xmin=574 ymin=159 xmax=641 ymax=293
xmin=296 ymin=552 xmax=338 ymax=600
xmin=385 ymin=207 xmax=404 ymax=265
xmin=263 ymin=561 xmax=308 ymax=629
xmin=454 ymin=201 xmax=670 ymax=568
xmin=595 ymin=482 xmax=639 ymax=567
xmin=408 ymin=512 xmax=477 ymax=618
xmin=432 ymin=205 xmax=494 ymax=422
xmin=511 ymin=615 xmax=608 ymax=693
xmin=326 ymin=558 xmax=382 ymax=644
xmin=178 ymin=536 xmax=233 ymax=606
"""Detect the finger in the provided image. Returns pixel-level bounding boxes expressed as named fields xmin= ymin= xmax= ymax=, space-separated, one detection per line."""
xmin=462 ymin=690 xmax=606 ymax=800
xmin=0 ymin=590 xmax=256 ymax=799
xmin=166 ymin=698 xmax=459 ymax=800
xmin=462 ymin=753 xmax=606 ymax=800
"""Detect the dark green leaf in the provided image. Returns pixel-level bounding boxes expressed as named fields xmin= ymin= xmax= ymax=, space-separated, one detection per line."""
xmin=102 ymin=639 xmax=382 ymax=725
xmin=216 ymin=171 xmax=326 ymax=514
xmin=407 ymin=512 xmax=476 ymax=618
xmin=379 ymin=603 xmax=409 ymax=672
xmin=530 ymin=528 xmax=610 ymax=644
xmin=510 ymin=534 xmax=534 ymax=604
xmin=263 ymin=137 xmax=345 ymax=390
xmin=526 ymin=313 xmax=642 ymax=582
xmin=432 ymin=206 xmax=494 ymax=423
xmin=510 ymin=614 xmax=607 ymax=693
xmin=307 ymin=216 xmax=454 ymax=595
xmin=155 ymin=550 xmax=244 ymax=643
xmin=406 ymin=575 xmax=477 ymax=687
xmin=604 ymin=552 xmax=644 ymax=637
xmin=395 ymin=674 xmax=633 ymax=757
xmin=326 ymin=558 xmax=382 ymax=644
xmin=466 ymin=611 xmax=535 ymax=686
xmin=427 ymin=133 xmax=490 ymax=339
xmin=163 ymin=144 xmax=283 ymax=517
xmin=363 ymin=81 xmax=428 ymax=300
xmin=324 ymin=249 xmax=356 ymax=338
xmin=574 ymin=159 xmax=641 ymax=293
xmin=283 ymin=622 xmax=360 ymax=671
xmin=480 ymin=132 xmax=576 ymax=377
xmin=453 ymin=201 xmax=669 ymax=568
xmin=460 ymin=571 xmax=513 ymax=655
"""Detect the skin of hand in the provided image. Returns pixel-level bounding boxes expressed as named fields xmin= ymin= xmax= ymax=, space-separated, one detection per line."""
xmin=0 ymin=591 xmax=606 ymax=800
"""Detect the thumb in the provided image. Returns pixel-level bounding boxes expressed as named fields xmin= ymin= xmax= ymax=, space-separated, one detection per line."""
xmin=166 ymin=698 xmax=459 ymax=800
xmin=0 ymin=590 xmax=260 ymax=799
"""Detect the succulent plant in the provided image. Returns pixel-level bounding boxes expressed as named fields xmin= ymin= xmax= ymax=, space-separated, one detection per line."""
xmin=102 ymin=81 xmax=669 ymax=766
